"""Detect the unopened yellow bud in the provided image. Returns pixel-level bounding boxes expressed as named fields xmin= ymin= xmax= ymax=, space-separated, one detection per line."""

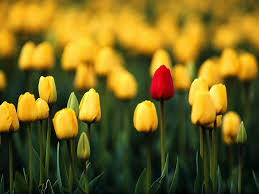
xmin=32 ymin=42 xmax=54 ymax=70
xmin=53 ymin=108 xmax=78 ymax=140
xmin=238 ymin=52 xmax=258 ymax=81
xmin=79 ymin=89 xmax=101 ymax=124
xmin=0 ymin=29 xmax=16 ymax=58
xmin=133 ymin=100 xmax=158 ymax=132
xmin=172 ymin=64 xmax=191 ymax=91
xmin=188 ymin=78 xmax=208 ymax=106
xmin=209 ymin=84 xmax=227 ymax=115
xmin=18 ymin=42 xmax=35 ymax=70
xmin=38 ymin=76 xmax=57 ymax=104
xmin=220 ymin=48 xmax=239 ymax=78
xmin=0 ymin=70 xmax=6 ymax=91
xmin=0 ymin=102 xmax=19 ymax=132
xmin=74 ymin=64 xmax=96 ymax=91
xmin=36 ymin=98 xmax=49 ymax=120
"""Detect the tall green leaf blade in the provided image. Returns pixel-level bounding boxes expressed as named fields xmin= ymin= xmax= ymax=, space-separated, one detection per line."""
xmin=15 ymin=172 xmax=28 ymax=193
xmin=150 ymin=176 xmax=164 ymax=194
xmin=169 ymin=156 xmax=180 ymax=193
xmin=252 ymin=170 xmax=259 ymax=191
xmin=134 ymin=168 xmax=147 ymax=194
xmin=0 ymin=174 xmax=4 ymax=193
xmin=56 ymin=142 xmax=64 ymax=193
xmin=89 ymin=172 xmax=104 ymax=193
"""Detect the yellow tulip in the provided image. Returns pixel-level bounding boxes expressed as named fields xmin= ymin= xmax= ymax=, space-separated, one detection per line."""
xmin=222 ymin=111 xmax=241 ymax=144
xmin=150 ymin=49 xmax=172 ymax=76
xmin=191 ymin=91 xmax=216 ymax=126
xmin=95 ymin=46 xmax=122 ymax=76
xmin=198 ymin=59 xmax=221 ymax=88
xmin=74 ymin=64 xmax=96 ymax=90
xmin=38 ymin=76 xmax=57 ymax=104
xmin=0 ymin=70 xmax=6 ymax=91
xmin=112 ymin=70 xmax=137 ymax=100
xmin=209 ymin=84 xmax=227 ymax=115
xmin=17 ymin=92 xmax=38 ymax=122
xmin=220 ymin=48 xmax=239 ymax=78
xmin=133 ymin=100 xmax=158 ymax=132
xmin=172 ymin=64 xmax=191 ymax=91
xmin=107 ymin=64 xmax=125 ymax=91
xmin=36 ymin=98 xmax=49 ymax=120
xmin=0 ymin=101 xmax=19 ymax=132
xmin=205 ymin=115 xmax=222 ymax=129
xmin=188 ymin=77 xmax=208 ymax=106
xmin=79 ymin=88 xmax=101 ymax=123
xmin=18 ymin=41 xmax=35 ymax=70
xmin=61 ymin=41 xmax=81 ymax=71
xmin=0 ymin=29 xmax=16 ymax=58
xmin=238 ymin=52 xmax=258 ymax=81
xmin=53 ymin=108 xmax=78 ymax=140
xmin=76 ymin=37 xmax=97 ymax=65
xmin=7 ymin=2 xmax=25 ymax=33
xmin=32 ymin=42 xmax=54 ymax=70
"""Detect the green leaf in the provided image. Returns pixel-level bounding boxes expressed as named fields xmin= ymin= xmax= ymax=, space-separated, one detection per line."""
xmin=217 ymin=166 xmax=222 ymax=194
xmin=15 ymin=172 xmax=28 ymax=193
xmin=44 ymin=179 xmax=55 ymax=194
xmin=89 ymin=172 xmax=104 ymax=193
xmin=252 ymin=170 xmax=259 ymax=191
xmin=0 ymin=174 xmax=4 ymax=193
xmin=169 ymin=157 xmax=180 ymax=193
xmin=162 ymin=154 xmax=169 ymax=177
xmin=56 ymin=142 xmax=64 ymax=193
xmin=150 ymin=176 xmax=164 ymax=194
xmin=23 ymin=168 xmax=28 ymax=184
xmin=194 ymin=152 xmax=202 ymax=193
xmin=134 ymin=168 xmax=147 ymax=194
xmin=230 ymin=180 xmax=235 ymax=193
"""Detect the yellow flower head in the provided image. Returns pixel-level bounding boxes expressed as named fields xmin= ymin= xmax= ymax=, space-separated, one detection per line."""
xmin=191 ymin=91 xmax=216 ymax=126
xmin=0 ymin=29 xmax=16 ymax=58
xmin=238 ymin=52 xmax=258 ymax=81
xmin=18 ymin=41 xmax=35 ymax=70
xmin=53 ymin=108 xmax=78 ymax=140
xmin=150 ymin=49 xmax=172 ymax=76
xmin=222 ymin=111 xmax=241 ymax=145
xmin=36 ymin=98 xmax=49 ymax=120
xmin=38 ymin=76 xmax=57 ymax=104
xmin=220 ymin=48 xmax=239 ymax=78
xmin=209 ymin=84 xmax=227 ymax=115
xmin=0 ymin=101 xmax=19 ymax=132
xmin=205 ymin=115 xmax=222 ymax=129
xmin=0 ymin=70 xmax=6 ymax=91
xmin=133 ymin=100 xmax=158 ymax=133
xmin=172 ymin=64 xmax=191 ymax=91
xmin=32 ymin=42 xmax=54 ymax=70
xmin=188 ymin=77 xmax=208 ymax=106
xmin=74 ymin=64 xmax=96 ymax=91
xmin=17 ymin=92 xmax=38 ymax=122
xmin=61 ymin=41 xmax=81 ymax=71
xmin=79 ymin=88 xmax=101 ymax=124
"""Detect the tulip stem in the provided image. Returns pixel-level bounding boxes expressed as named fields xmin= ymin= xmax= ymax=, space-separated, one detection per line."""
xmin=9 ymin=133 xmax=13 ymax=194
xmin=212 ymin=123 xmax=218 ymax=192
xmin=160 ymin=99 xmax=165 ymax=172
xmin=243 ymin=82 xmax=250 ymax=125
xmin=178 ymin=92 xmax=185 ymax=154
xmin=28 ymin=123 xmax=33 ymax=194
xmin=39 ymin=120 xmax=43 ymax=185
xmin=200 ymin=127 xmax=203 ymax=159
xmin=87 ymin=123 xmax=91 ymax=144
xmin=146 ymin=133 xmax=151 ymax=194
xmin=67 ymin=140 xmax=85 ymax=193
xmin=83 ymin=162 xmax=89 ymax=194
xmin=202 ymin=128 xmax=209 ymax=194
xmin=229 ymin=145 xmax=234 ymax=177
xmin=238 ymin=145 xmax=243 ymax=194
xmin=209 ymin=129 xmax=213 ymax=181
xmin=45 ymin=106 xmax=52 ymax=179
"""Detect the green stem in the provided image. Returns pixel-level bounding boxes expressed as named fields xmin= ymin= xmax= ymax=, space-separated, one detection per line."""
xmin=238 ymin=146 xmax=243 ymax=194
xmin=213 ymin=123 xmax=218 ymax=192
xmin=243 ymin=82 xmax=250 ymax=125
xmin=146 ymin=133 xmax=151 ymax=194
xmin=68 ymin=167 xmax=73 ymax=192
xmin=209 ymin=129 xmax=213 ymax=181
xmin=202 ymin=128 xmax=209 ymax=194
xmin=67 ymin=140 xmax=85 ymax=193
xmin=28 ymin=123 xmax=33 ymax=194
xmin=45 ymin=106 xmax=52 ymax=178
xmin=39 ymin=120 xmax=43 ymax=185
xmin=87 ymin=123 xmax=91 ymax=145
xmin=200 ymin=127 xmax=203 ymax=159
xmin=9 ymin=133 xmax=13 ymax=194
xmin=83 ymin=162 xmax=89 ymax=194
xmin=229 ymin=146 xmax=234 ymax=177
xmin=178 ymin=92 xmax=185 ymax=154
xmin=160 ymin=99 xmax=165 ymax=172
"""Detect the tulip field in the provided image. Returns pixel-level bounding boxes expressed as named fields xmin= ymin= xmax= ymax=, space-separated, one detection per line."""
xmin=1 ymin=0 xmax=259 ymax=193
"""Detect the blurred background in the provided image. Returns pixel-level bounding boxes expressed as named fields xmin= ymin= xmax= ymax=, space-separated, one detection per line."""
xmin=0 ymin=0 xmax=259 ymax=193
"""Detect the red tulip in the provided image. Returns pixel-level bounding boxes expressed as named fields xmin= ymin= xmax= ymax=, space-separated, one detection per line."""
xmin=150 ymin=65 xmax=174 ymax=100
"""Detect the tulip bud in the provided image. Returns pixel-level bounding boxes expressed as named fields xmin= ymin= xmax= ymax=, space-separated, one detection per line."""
xmin=0 ymin=101 xmax=19 ymax=132
xmin=38 ymin=76 xmax=57 ymax=104
xmin=172 ymin=64 xmax=191 ymax=91
xmin=191 ymin=91 xmax=216 ymax=126
xmin=107 ymin=64 xmax=125 ymax=91
xmin=53 ymin=108 xmax=78 ymax=140
xmin=220 ymin=48 xmax=239 ymax=78
xmin=205 ymin=115 xmax=222 ymax=129
xmin=18 ymin=41 xmax=35 ymax=70
xmin=150 ymin=49 xmax=172 ymax=76
xmin=61 ymin=41 xmax=80 ymax=71
xmin=113 ymin=70 xmax=137 ymax=100
xmin=238 ymin=52 xmax=258 ymax=81
xmin=76 ymin=37 xmax=97 ymax=64
xmin=209 ymin=84 xmax=227 ymax=115
xmin=133 ymin=100 xmax=158 ymax=132
xmin=236 ymin=121 xmax=247 ymax=144
xmin=198 ymin=59 xmax=221 ymax=88
xmin=74 ymin=64 xmax=96 ymax=91
xmin=79 ymin=88 xmax=101 ymax=124
xmin=7 ymin=2 xmax=25 ymax=33
xmin=150 ymin=65 xmax=174 ymax=101
xmin=188 ymin=77 xmax=208 ymax=106
xmin=36 ymin=98 xmax=49 ymax=120
xmin=32 ymin=42 xmax=54 ymax=70
xmin=0 ymin=70 xmax=6 ymax=92
xmin=0 ymin=29 xmax=16 ymax=58
xmin=17 ymin=92 xmax=38 ymax=122
xmin=67 ymin=92 xmax=79 ymax=117
xmin=222 ymin=111 xmax=241 ymax=144
xmin=77 ymin=132 xmax=90 ymax=163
